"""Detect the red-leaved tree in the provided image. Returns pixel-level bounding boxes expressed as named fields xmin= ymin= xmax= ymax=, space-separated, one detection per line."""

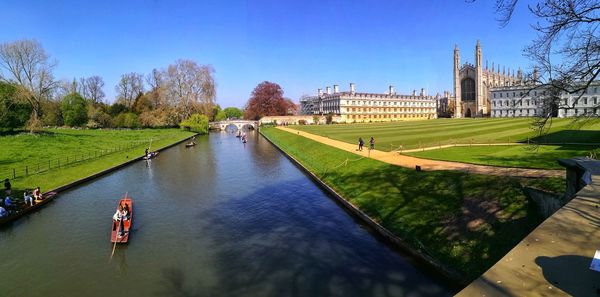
xmin=244 ymin=81 xmax=290 ymax=120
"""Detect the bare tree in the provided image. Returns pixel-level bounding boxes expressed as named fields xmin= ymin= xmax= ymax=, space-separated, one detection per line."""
xmin=0 ymin=39 xmax=57 ymax=129
xmin=84 ymin=76 xmax=105 ymax=104
xmin=115 ymin=72 xmax=144 ymax=108
xmin=145 ymin=68 xmax=166 ymax=108
xmin=163 ymin=59 xmax=216 ymax=119
xmin=485 ymin=0 xmax=600 ymax=132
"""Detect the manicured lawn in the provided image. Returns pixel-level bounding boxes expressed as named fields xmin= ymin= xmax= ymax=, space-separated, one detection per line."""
xmin=1 ymin=128 xmax=195 ymax=193
xmin=406 ymin=144 xmax=596 ymax=169
xmin=261 ymin=127 xmax=564 ymax=282
xmin=292 ymin=118 xmax=600 ymax=150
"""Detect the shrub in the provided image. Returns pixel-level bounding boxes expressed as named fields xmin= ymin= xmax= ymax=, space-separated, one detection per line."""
xmin=179 ymin=113 xmax=209 ymax=134
xmin=113 ymin=112 xmax=140 ymax=128
xmin=298 ymin=119 xmax=306 ymax=125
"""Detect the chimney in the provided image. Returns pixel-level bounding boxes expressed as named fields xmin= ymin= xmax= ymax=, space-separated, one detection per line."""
xmin=318 ymin=88 xmax=323 ymax=96
xmin=412 ymin=90 xmax=416 ymax=96
xmin=333 ymin=84 xmax=339 ymax=93
xmin=326 ymin=86 xmax=331 ymax=94
xmin=420 ymin=88 xmax=425 ymax=96
xmin=350 ymin=83 xmax=355 ymax=94
xmin=388 ymin=85 xmax=395 ymax=95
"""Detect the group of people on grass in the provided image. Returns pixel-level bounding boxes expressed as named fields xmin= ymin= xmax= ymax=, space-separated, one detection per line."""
xmin=1 ymin=178 xmax=43 ymax=218
xmin=358 ymin=137 xmax=375 ymax=151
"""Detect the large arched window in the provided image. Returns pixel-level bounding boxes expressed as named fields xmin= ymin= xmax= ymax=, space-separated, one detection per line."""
xmin=461 ymin=78 xmax=475 ymax=101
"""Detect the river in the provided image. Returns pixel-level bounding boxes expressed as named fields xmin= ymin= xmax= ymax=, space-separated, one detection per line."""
xmin=0 ymin=130 xmax=449 ymax=297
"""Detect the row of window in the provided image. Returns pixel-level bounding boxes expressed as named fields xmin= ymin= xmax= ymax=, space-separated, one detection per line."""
xmin=347 ymin=114 xmax=434 ymax=119
xmin=493 ymin=96 xmax=599 ymax=108
xmin=343 ymin=100 xmax=434 ymax=107
xmin=343 ymin=107 xmax=435 ymax=113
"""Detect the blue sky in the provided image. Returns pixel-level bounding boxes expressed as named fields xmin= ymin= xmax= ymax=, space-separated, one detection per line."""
xmin=0 ymin=0 xmax=538 ymax=108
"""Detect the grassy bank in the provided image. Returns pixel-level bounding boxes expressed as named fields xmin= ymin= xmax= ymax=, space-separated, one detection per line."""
xmin=406 ymin=144 xmax=593 ymax=169
xmin=261 ymin=127 xmax=564 ymax=281
xmin=1 ymin=128 xmax=195 ymax=193
xmin=292 ymin=118 xmax=600 ymax=150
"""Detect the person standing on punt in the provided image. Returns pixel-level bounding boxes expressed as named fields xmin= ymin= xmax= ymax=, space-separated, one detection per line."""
xmin=113 ymin=205 xmax=126 ymax=238
xmin=4 ymin=179 xmax=11 ymax=196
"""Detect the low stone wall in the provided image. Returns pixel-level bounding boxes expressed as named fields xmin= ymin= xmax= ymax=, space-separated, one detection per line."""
xmin=524 ymin=187 xmax=563 ymax=218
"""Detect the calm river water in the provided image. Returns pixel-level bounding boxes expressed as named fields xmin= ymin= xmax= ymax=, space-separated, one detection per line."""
xmin=0 ymin=131 xmax=449 ymax=297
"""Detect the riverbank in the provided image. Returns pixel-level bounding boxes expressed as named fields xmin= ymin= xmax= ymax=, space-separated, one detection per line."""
xmin=1 ymin=129 xmax=195 ymax=224
xmin=260 ymin=127 xmax=564 ymax=284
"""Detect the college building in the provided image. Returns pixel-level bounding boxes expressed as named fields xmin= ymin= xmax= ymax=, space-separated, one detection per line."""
xmin=491 ymin=82 xmax=600 ymax=118
xmin=299 ymin=83 xmax=437 ymax=123
xmin=453 ymin=40 xmax=525 ymax=118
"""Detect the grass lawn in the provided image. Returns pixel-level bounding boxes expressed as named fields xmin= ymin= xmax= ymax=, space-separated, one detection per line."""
xmin=292 ymin=118 xmax=600 ymax=151
xmin=261 ymin=127 xmax=564 ymax=282
xmin=1 ymin=128 xmax=195 ymax=193
xmin=406 ymin=144 xmax=596 ymax=169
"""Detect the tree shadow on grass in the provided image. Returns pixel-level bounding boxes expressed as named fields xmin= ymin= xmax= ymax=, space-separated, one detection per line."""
xmin=528 ymin=130 xmax=600 ymax=144
xmin=322 ymin=162 xmax=544 ymax=281
xmin=157 ymin=179 xmax=451 ymax=297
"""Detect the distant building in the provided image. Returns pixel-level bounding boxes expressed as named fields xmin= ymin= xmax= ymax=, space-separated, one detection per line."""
xmin=491 ymin=82 xmax=600 ymax=118
xmin=299 ymin=83 xmax=437 ymax=123
xmin=435 ymin=91 xmax=452 ymax=118
xmin=453 ymin=40 xmax=525 ymax=117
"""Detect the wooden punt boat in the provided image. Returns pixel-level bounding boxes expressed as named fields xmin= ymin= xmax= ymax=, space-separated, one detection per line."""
xmin=110 ymin=195 xmax=133 ymax=243
xmin=0 ymin=191 xmax=58 ymax=226
xmin=143 ymin=151 xmax=159 ymax=160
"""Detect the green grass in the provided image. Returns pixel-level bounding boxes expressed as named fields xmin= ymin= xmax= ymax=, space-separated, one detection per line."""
xmin=293 ymin=118 xmax=600 ymax=150
xmin=406 ymin=144 xmax=596 ymax=169
xmin=261 ymin=127 xmax=564 ymax=282
xmin=1 ymin=128 xmax=195 ymax=193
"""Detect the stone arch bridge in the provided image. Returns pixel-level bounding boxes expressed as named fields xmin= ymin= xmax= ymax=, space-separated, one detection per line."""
xmin=209 ymin=120 xmax=258 ymax=131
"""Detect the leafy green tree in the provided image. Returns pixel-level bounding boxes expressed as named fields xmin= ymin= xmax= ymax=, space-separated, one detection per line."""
xmin=223 ymin=107 xmax=243 ymax=119
xmin=109 ymin=103 xmax=128 ymax=116
xmin=0 ymin=82 xmax=31 ymax=130
xmin=215 ymin=110 xmax=227 ymax=121
xmin=180 ymin=113 xmax=209 ymax=134
xmin=60 ymin=92 xmax=88 ymax=126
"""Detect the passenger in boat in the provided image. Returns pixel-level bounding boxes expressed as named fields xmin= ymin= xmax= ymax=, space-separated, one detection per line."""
xmin=123 ymin=203 xmax=130 ymax=220
xmin=33 ymin=187 xmax=42 ymax=200
xmin=23 ymin=190 xmax=33 ymax=206
xmin=113 ymin=206 xmax=126 ymax=237
xmin=4 ymin=196 xmax=13 ymax=211
xmin=4 ymin=178 xmax=11 ymax=196
xmin=0 ymin=206 xmax=7 ymax=217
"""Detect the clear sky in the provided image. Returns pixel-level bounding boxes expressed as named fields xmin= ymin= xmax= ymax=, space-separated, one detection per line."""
xmin=0 ymin=0 xmax=538 ymax=108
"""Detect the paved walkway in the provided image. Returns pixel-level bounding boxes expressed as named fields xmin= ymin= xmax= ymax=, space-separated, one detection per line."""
xmin=276 ymin=127 xmax=564 ymax=178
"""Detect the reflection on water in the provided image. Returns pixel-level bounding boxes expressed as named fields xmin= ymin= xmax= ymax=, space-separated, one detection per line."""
xmin=0 ymin=130 xmax=449 ymax=297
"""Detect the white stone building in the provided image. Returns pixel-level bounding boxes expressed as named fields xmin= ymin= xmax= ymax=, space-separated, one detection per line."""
xmin=299 ymin=83 xmax=437 ymax=123
xmin=490 ymin=82 xmax=600 ymax=118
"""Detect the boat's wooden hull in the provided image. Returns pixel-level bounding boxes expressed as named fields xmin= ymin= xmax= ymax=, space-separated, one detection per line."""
xmin=110 ymin=197 xmax=133 ymax=243
xmin=0 ymin=192 xmax=58 ymax=226
xmin=143 ymin=152 xmax=159 ymax=160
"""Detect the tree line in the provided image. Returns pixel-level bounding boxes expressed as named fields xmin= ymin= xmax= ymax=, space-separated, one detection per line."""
xmin=0 ymin=39 xmax=243 ymax=132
